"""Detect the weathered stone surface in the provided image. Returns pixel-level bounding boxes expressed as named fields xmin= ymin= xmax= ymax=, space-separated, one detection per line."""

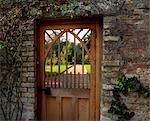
xmin=21 ymin=83 xmax=34 ymax=88
xmin=0 ymin=0 xmax=149 ymax=121
xmin=103 ymin=36 xmax=121 ymax=42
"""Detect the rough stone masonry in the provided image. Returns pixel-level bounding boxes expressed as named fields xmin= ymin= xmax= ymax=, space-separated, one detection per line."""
xmin=0 ymin=0 xmax=149 ymax=121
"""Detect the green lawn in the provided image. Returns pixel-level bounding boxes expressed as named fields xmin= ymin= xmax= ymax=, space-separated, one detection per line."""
xmin=45 ymin=64 xmax=90 ymax=73
xmin=85 ymin=64 xmax=90 ymax=73
xmin=45 ymin=65 xmax=72 ymax=73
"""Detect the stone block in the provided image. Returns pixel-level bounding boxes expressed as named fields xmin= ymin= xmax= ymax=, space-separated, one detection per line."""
xmin=28 ymin=98 xmax=35 ymax=104
xmin=28 ymin=77 xmax=35 ymax=82
xmin=23 ymin=62 xmax=35 ymax=67
xmin=102 ymin=90 xmax=111 ymax=97
xmin=22 ymin=72 xmax=34 ymax=77
xmin=27 ymin=57 xmax=35 ymax=61
xmin=103 ymin=29 xmax=111 ymax=36
xmin=21 ymin=83 xmax=34 ymax=88
xmin=27 ymin=67 xmax=35 ymax=72
xmin=22 ymin=41 xmax=34 ymax=46
xmin=25 ymin=30 xmax=34 ymax=35
xmin=22 ymin=67 xmax=28 ymax=72
xmin=102 ymin=84 xmax=113 ymax=90
xmin=103 ymin=60 xmax=120 ymax=66
xmin=103 ymin=66 xmax=120 ymax=72
xmin=103 ymin=36 xmax=121 ymax=41
xmin=21 ymin=97 xmax=28 ymax=103
xmin=28 ymin=88 xmax=35 ymax=93
xmin=21 ymin=88 xmax=28 ymax=92
xmin=22 ymin=92 xmax=35 ymax=98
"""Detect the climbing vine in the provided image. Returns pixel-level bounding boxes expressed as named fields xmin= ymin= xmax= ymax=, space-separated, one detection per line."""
xmin=108 ymin=73 xmax=150 ymax=121
xmin=0 ymin=6 xmax=25 ymax=120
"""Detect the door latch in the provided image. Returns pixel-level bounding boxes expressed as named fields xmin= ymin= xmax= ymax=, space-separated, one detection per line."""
xmin=42 ymin=87 xmax=51 ymax=95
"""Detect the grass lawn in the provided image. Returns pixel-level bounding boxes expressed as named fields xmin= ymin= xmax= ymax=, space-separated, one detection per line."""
xmin=45 ymin=65 xmax=72 ymax=73
xmin=85 ymin=64 xmax=90 ymax=73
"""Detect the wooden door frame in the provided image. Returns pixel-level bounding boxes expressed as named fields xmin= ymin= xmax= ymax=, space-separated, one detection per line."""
xmin=35 ymin=16 xmax=103 ymax=121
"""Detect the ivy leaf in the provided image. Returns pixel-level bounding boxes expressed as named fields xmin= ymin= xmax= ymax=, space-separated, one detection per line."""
xmin=108 ymin=106 xmax=115 ymax=113
xmin=0 ymin=41 xmax=6 ymax=49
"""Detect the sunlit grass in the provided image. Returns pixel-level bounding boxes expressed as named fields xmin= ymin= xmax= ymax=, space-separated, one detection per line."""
xmin=45 ymin=65 xmax=72 ymax=73
xmin=85 ymin=64 xmax=90 ymax=73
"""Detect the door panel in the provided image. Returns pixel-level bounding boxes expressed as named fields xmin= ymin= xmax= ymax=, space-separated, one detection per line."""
xmin=45 ymin=89 xmax=90 ymax=120
xmin=36 ymin=18 xmax=101 ymax=121
xmin=46 ymin=97 xmax=59 ymax=120
xmin=62 ymin=97 xmax=73 ymax=120
xmin=78 ymin=98 xmax=89 ymax=120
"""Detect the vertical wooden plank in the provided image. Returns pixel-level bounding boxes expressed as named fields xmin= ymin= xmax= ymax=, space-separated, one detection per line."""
xmin=58 ymin=38 xmax=61 ymax=88
xmin=66 ymin=32 xmax=68 ymax=88
xmin=74 ymin=36 xmax=76 ymax=88
xmin=50 ymin=46 xmax=53 ymax=88
xmin=64 ymin=73 xmax=67 ymax=89
xmin=77 ymin=72 xmax=80 ymax=88
xmin=46 ymin=97 xmax=59 ymax=120
xmin=44 ymin=33 xmax=48 ymax=88
xmin=54 ymin=74 xmax=56 ymax=88
xmin=89 ymin=28 xmax=96 ymax=121
xmin=89 ymin=73 xmax=91 ymax=89
xmin=78 ymin=99 xmax=89 ymax=120
xmin=62 ymin=98 xmax=73 ymax=121
xmin=39 ymin=27 xmax=46 ymax=120
xmin=62 ymin=73 xmax=64 ymax=88
xmin=82 ymin=47 xmax=84 ymax=88
xmin=70 ymin=72 xmax=72 ymax=88
xmin=95 ymin=22 xmax=102 ymax=121
xmin=86 ymin=72 xmax=88 ymax=89
xmin=72 ymin=97 xmax=79 ymax=120
xmin=57 ymin=97 xmax=62 ymax=120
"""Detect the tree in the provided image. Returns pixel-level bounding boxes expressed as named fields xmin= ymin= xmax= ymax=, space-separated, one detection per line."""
xmin=52 ymin=51 xmax=58 ymax=65
xmin=60 ymin=46 xmax=66 ymax=65
xmin=76 ymin=43 xmax=82 ymax=64
xmin=84 ymin=54 xmax=90 ymax=64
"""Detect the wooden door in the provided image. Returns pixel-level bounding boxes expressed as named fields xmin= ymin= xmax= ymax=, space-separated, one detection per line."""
xmin=36 ymin=17 xmax=102 ymax=121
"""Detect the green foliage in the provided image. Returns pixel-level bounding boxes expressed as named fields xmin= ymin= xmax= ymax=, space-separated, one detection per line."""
xmin=60 ymin=0 xmax=79 ymax=16
xmin=84 ymin=54 xmax=90 ymax=64
xmin=116 ymin=73 xmax=150 ymax=97
xmin=0 ymin=0 xmax=3 ymax=4
xmin=76 ymin=44 xmax=82 ymax=64
xmin=116 ymin=74 xmax=141 ymax=94
xmin=45 ymin=65 xmax=72 ymax=73
xmin=53 ymin=51 xmax=58 ymax=65
xmin=0 ymin=42 xmax=5 ymax=49
xmin=68 ymin=42 xmax=74 ymax=63
xmin=108 ymin=73 xmax=150 ymax=121
xmin=60 ymin=46 xmax=66 ymax=65
xmin=45 ymin=57 xmax=50 ymax=65
xmin=85 ymin=64 xmax=90 ymax=73
xmin=83 ymin=0 xmax=91 ymax=5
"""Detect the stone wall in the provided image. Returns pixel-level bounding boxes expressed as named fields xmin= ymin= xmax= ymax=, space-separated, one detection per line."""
xmin=101 ymin=0 xmax=150 ymax=120
xmin=0 ymin=0 xmax=149 ymax=121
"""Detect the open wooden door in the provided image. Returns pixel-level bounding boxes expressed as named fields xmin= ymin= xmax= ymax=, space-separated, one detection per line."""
xmin=36 ymin=17 xmax=102 ymax=121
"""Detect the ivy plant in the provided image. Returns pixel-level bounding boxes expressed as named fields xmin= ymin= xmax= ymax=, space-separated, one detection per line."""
xmin=108 ymin=73 xmax=150 ymax=121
